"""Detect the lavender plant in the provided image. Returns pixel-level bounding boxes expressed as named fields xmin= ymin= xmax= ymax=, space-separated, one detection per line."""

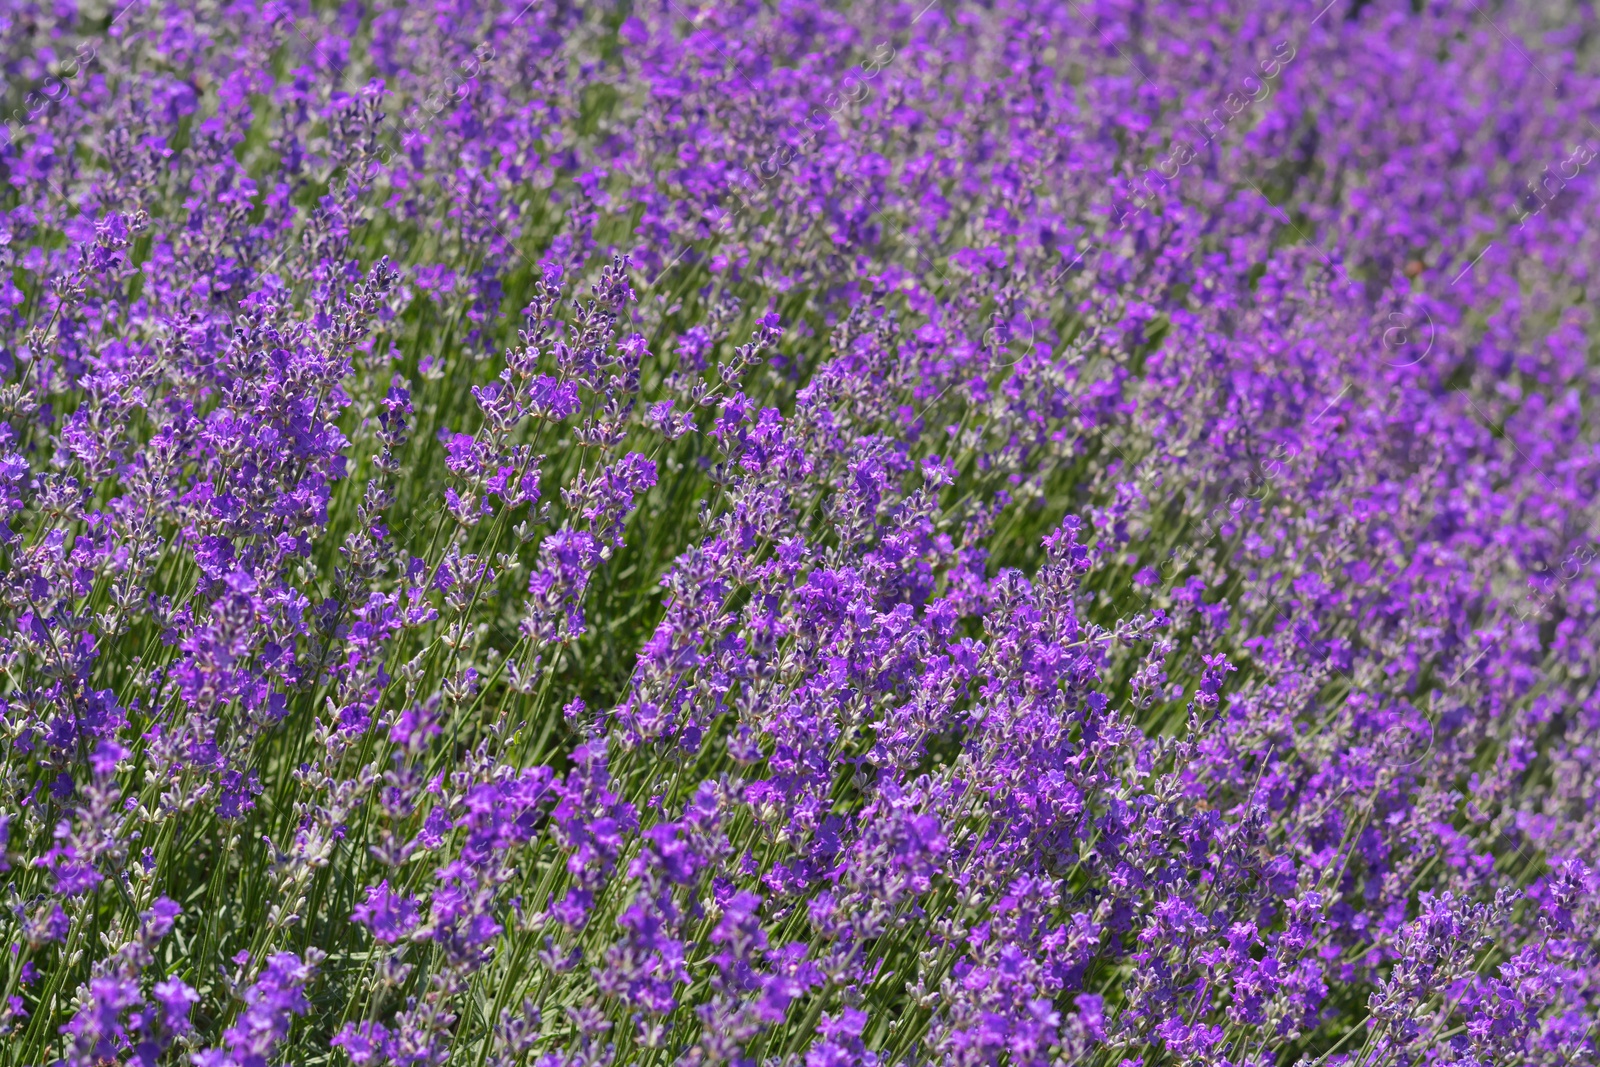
xmin=2 ymin=1 xmax=1599 ymax=1066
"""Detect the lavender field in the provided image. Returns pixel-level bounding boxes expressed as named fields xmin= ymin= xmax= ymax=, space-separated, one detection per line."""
xmin=2 ymin=1 xmax=1599 ymax=1064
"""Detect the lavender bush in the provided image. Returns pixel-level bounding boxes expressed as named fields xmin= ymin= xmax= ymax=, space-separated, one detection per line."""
xmin=2 ymin=1 xmax=1599 ymax=1065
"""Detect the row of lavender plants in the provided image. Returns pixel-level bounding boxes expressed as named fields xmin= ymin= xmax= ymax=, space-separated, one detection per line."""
xmin=2 ymin=0 xmax=1599 ymax=1064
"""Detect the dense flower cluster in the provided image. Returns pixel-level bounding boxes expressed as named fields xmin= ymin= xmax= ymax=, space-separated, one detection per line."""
xmin=2 ymin=0 xmax=1599 ymax=1065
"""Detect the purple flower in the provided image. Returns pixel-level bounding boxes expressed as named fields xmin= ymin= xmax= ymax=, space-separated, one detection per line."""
xmin=192 ymin=951 xmax=320 ymax=1067
xmin=352 ymin=881 xmax=422 ymax=944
